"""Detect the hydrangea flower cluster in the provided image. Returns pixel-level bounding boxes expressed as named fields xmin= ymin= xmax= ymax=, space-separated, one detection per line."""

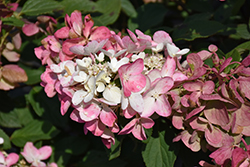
xmin=36 ymin=10 xmax=250 ymax=166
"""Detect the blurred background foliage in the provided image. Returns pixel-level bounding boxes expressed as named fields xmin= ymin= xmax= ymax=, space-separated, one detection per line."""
xmin=1 ymin=0 xmax=250 ymax=166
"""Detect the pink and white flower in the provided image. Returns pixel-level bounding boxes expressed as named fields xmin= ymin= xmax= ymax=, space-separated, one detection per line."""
xmin=0 ymin=152 xmax=19 ymax=167
xmin=21 ymin=142 xmax=53 ymax=167
xmin=142 ymin=77 xmax=174 ymax=117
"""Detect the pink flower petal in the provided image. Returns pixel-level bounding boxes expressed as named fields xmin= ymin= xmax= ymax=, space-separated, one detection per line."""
xmin=118 ymin=118 xmax=137 ymax=135
xmin=100 ymin=105 xmax=117 ymax=127
xmin=180 ymin=130 xmax=201 ymax=152
xmin=231 ymin=147 xmax=248 ymax=167
xmin=12 ymin=32 xmax=21 ymax=49
xmin=161 ymin=56 xmax=176 ymax=77
xmin=70 ymin=10 xmax=83 ymax=35
xmin=147 ymin=69 xmax=161 ymax=83
xmin=127 ymin=58 xmax=144 ymax=75
xmin=136 ymin=29 xmax=152 ymax=41
xmin=121 ymin=36 xmax=137 ymax=52
xmin=172 ymin=113 xmax=183 ymax=129
xmin=242 ymin=54 xmax=250 ymax=67
xmin=2 ymin=49 xmax=20 ymax=62
xmin=132 ymin=123 xmax=147 ymax=140
xmin=239 ymin=78 xmax=250 ymax=100
xmin=8 ymin=3 xmax=18 ymax=11
xmin=197 ymin=50 xmax=212 ymax=60
xmin=101 ymin=128 xmax=115 ymax=149
xmin=32 ymin=160 xmax=46 ymax=167
xmin=200 ymin=94 xmax=232 ymax=104
xmin=83 ymin=14 xmax=94 ymax=38
xmin=187 ymin=53 xmax=203 ymax=69
xmin=186 ymin=105 xmax=206 ymax=120
xmin=127 ymin=74 xmax=146 ymax=93
xmin=219 ymin=57 xmax=233 ymax=73
xmin=69 ymin=45 xmax=85 ymax=55
xmin=6 ymin=153 xmax=19 ymax=166
xmin=202 ymin=81 xmax=215 ymax=94
xmin=70 ymin=109 xmax=85 ymax=123
xmin=89 ymin=26 xmax=111 ymax=41
xmin=78 ymin=103 xmax=100 ymax=122
xmin=209 ymin=146 xmax=233 ymax=165
xmin=141 ymin=96 xmax=155 ymax=117
xmin=153 ymin=30 xmax=172 ymax=44
xmin=54 ymin=27 xmax=70 ymax=39
xmin=235 ymin=104 xmax=250 ymax=127
xmin=129 ymin=93 xmax=144 ymax=113
xmin=204 ymin=101 xmax=229 ymax=126
xmin=229 ymin=79 xmax=244 ymax=103
xmin=205 ymin=126 xmax=223 ymax=148
xmin=123 ymin=105 xmax=137 ymax=119
xmin=140 ymin=117 xmax=154 ymax=129
xmin=183 ymin=81 xmax=202 ymax=92
xmin=2 ymin=64 xmax=27 ymax=83
xmin=47 ymin=162 xmax=58 ymax=167
xmin=60 ymin=96 xmax=71 ymax=116
xmin=127 ymin=29 xmax=137 ymax=42
xmin=172 ymin=71 xmax=188 ymax=82
xmin=38 ymin=146 xmax=52 ymax=160
xmin=85 ymin=119 xmax=105 ymax=136
xmin=154 ymin=77 xmax=174 ymax=94
xmin=208 ymin=44 xmax=218 ymax=53
xmin=189 ymin=116 xmax=208 ymax=131
xmin=155 ymin=96 xmax=172 ymax=117
xmin=22 ymin=23 xmax=39 ymax=36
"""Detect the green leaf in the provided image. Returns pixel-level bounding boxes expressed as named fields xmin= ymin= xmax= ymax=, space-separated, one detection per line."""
xmin=61 ymin=0 xmax=97 ymax=15
xmin=15 ymin=107 xmax=34 ymax=126
xmin=21 ymin=0 xmax=63 ymax=16
xmin=1 ymin=17 xmax=24 ymax=27
xmin=0 ymin=110 xmax=22 ymax=128
xmin=173 ymin=20 xmax=225 ymax=41
xmin=128 ymin=3 xmax=167 ymax=32
xmin=235 ymin=24 xmax=250 ymax=40
xmin=142 ymin=127 xmax=153 ymax=144
xmin=225 ymin=41 xmax=250 ymax=58
xmin=80 ymin=150 xmax=127 ymax=167
xmin=121 ymin=0 xmax=137 ymax=18
xmin=11 ymin=120 xmax=60 ymax=147
xmin=27 ymin=86 xmax=44 ymax=117
xmin=184 ymin=12 xmax=212 ymax=22
xmin=92 ymin=0 xmax=121 ymax=26
xmin=204 ymin=58 xmax=214 ymax=68
xmin=231 ymin=0 xmax=246 ymax=15
xmin=0 ymin=129 xmax=11 ymax=150
xmin=109 ymin=136 xmax=124 ymax=160
xmin=142 ymin=120 xmax=179 ymax=167
xmin=27 ymin=86 xmax=69 ymax=129
xmin=142 ymin=130 xmax=179 ymax=167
